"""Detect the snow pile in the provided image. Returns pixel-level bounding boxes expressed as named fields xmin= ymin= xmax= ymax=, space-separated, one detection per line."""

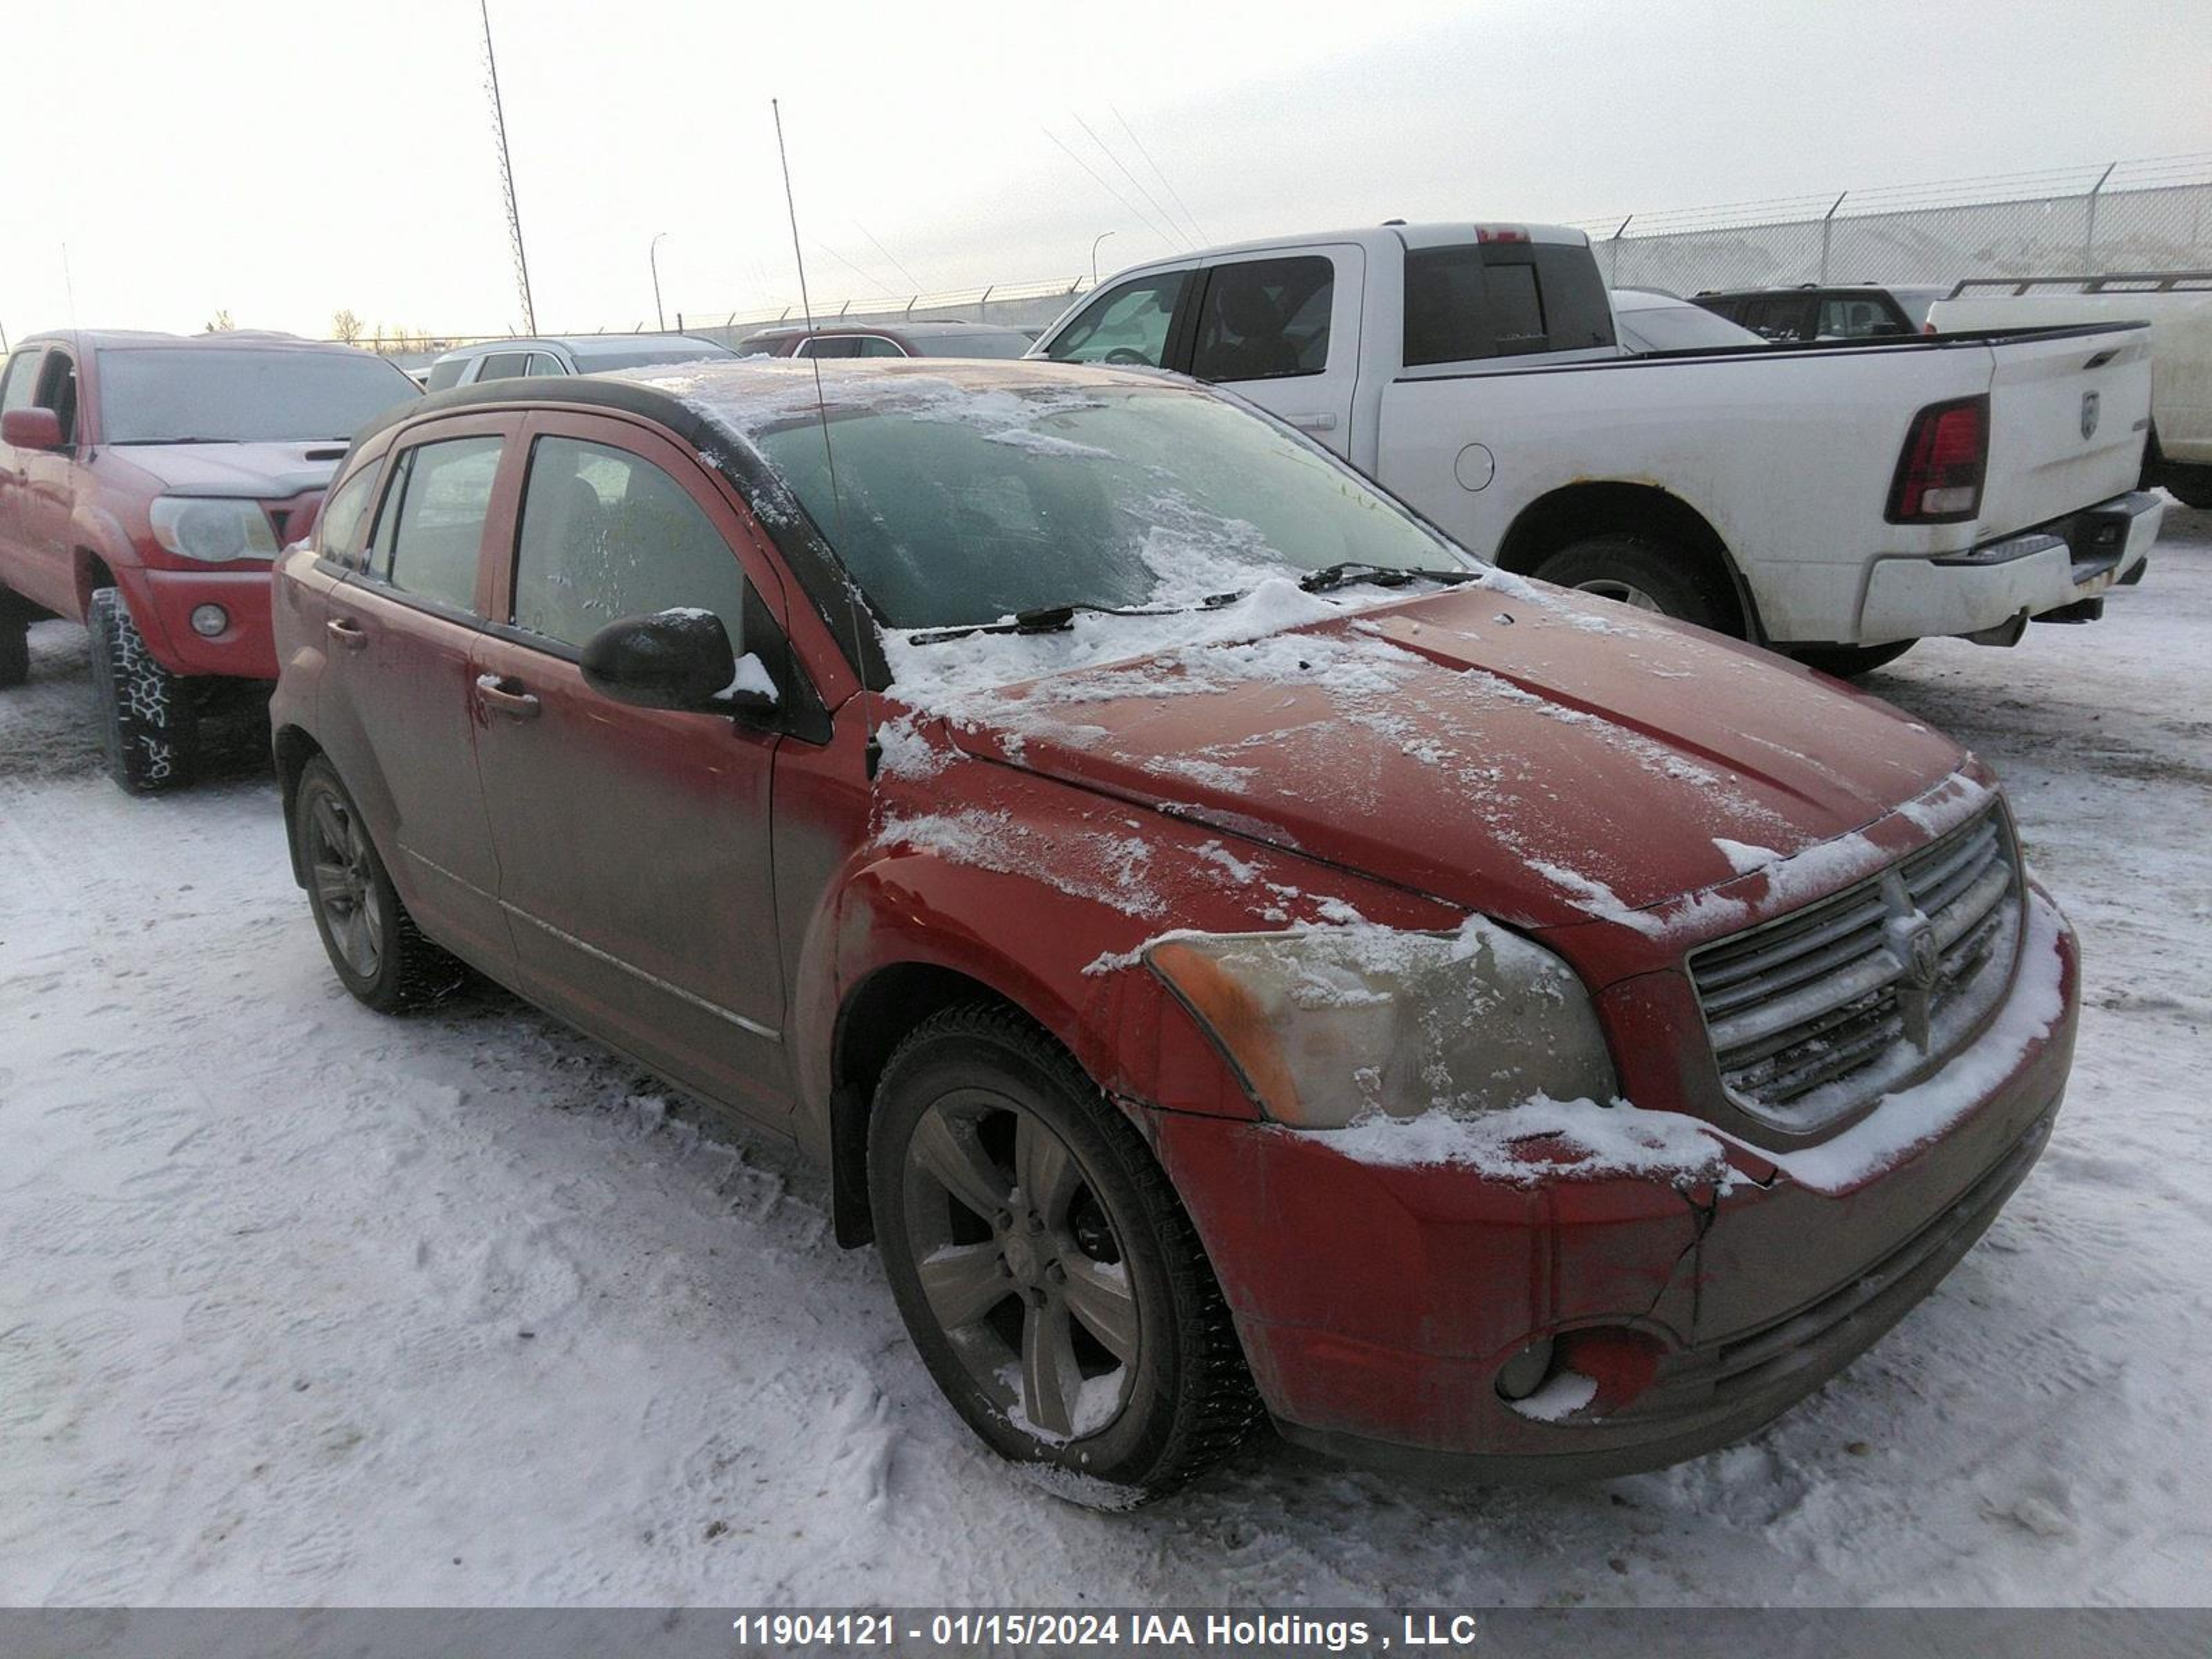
xmin=1318 ymin=1092 xmax=1733 ymax=1188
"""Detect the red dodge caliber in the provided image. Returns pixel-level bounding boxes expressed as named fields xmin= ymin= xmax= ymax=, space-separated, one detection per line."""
xmin=270 ymin=360 xmax=2077 ymax=1502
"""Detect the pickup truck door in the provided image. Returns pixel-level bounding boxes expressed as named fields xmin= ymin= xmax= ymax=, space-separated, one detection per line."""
xmin=10 ymin=350 xmax=86 ymax=617
xmin=1184 ymin=245 xmax=1364 ymax=458
xmin=0 ymin=347 xmax=45 ymax=594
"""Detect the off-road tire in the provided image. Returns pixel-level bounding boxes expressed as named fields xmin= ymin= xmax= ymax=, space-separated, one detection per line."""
xmin=0 ymin=590 xmax=28 ymax=689
xmin=868 ymin=1004 xmax=1264 ymax=1504
xmin=292 ymin=756 xmax=464 ymax=1013
xmin=1789 ymin=640 xmax=1917 ymax=679
xmin=1533 ymin=534 xmax=1737 ymax=635
xmin=87 ymin=587 xmax=199 ymax=792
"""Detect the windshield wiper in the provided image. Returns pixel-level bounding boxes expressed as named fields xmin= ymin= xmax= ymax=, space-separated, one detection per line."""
xmin=1298 ymin=562 xmax=1479 ymax=594
xmin=906 ymin=592 xmax=1250 ymax=646
xmin=110 ymin=436 xmax=243 ymax=445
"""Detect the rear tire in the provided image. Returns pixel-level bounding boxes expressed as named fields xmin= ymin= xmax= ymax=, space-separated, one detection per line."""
xmin=87 ymin=587 xmax=198 ymax=792
xmin=1788 ymin=640 xmax=1916 ymax=679
xmin=868 ymin=1004 xmax=1262 ymax=1504
xmin=292 ymin=756 xmax=462 ymax=1013
xmin=0 ymin=590 xmax=28 ymax=690
xmin=1533 ymin=534 xmax=1736 ymax=635
xmin=2164 ymin=471 xmax=2212 ymax=510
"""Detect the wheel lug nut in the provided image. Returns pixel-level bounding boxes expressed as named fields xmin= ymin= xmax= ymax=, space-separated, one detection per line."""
xmin=995 ymin=1211 xmax=1013 ymax=1232
xmin=1025 ymin=1286 xmax=1047 ymax=1309
xmin=1027 ymin=1214 xmax=1045 ymax=1234
xmin=1044 ymin=1262 xmax=1065 ymax=1284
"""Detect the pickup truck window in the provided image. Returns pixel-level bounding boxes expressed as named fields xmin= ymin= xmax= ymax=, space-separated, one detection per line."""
xmin=374 ymin=435 xmax=503 ymax=613
xmin=511 ymin=435 xmax=752 ymax=653
xmin=96 ymin=348 xmax=417 ymax=444
xmin=35 ymin=354 xmax=79 ymax=445
xmin=0 ymin=350 xmax=42 ymax=414
xmin=1046 ymin=271 xmax=1190 ymax=368
xmin=1403 ymin=243 xmax=1616 ymax=366
xmin=1191 ymin=256 xmax=1333 ymax=382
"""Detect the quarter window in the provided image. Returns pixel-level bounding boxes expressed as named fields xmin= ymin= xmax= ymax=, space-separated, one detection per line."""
xmin=1043 ymin=270 xmax=1190 ymax=367
xmin=375 ymin=435 xmax=503 ymax=612
xmin=510 ymin=436 xmax=751 ymax=653
xmin=856 ymin=337 xmax=906 ymax=358
xmin=1191 ymin=256 xmax=1333 ymax=383
xmin=316 ymin=467 xmax=380 ymax=568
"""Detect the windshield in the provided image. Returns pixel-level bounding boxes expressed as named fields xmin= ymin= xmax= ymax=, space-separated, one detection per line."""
xmin=912 ymin=331 xmax=1034 ymax=360
xmin=97 ymin=348 xmax=421 ymax=444
xmin=1614 ymin=300 xmax=1763 ymax=353
xmin=750 ymin=379 xmax=1470 ymax=630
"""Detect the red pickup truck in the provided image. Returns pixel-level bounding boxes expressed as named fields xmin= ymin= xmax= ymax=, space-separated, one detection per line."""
xmin=0 ymin=330 xmax=420 ymax=790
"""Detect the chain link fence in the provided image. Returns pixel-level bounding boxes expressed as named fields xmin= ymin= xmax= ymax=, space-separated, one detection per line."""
xmin=1574 ymin=153 xmax=2212 ymax=295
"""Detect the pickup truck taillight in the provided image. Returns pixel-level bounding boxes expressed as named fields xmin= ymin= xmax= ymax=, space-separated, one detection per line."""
xmin=1888 ymin=394 xmax=1988 ymax=524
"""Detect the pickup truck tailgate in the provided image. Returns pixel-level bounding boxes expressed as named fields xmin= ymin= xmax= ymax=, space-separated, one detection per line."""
xmin=1978 ymin=325 xmax=2151 ymax=539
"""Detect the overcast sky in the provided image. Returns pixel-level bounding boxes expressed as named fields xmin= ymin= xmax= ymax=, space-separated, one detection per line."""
xmin=6 ymin=0 xmax=2209 ymax=344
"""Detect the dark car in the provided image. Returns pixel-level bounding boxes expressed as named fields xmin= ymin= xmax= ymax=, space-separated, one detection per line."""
xmin=268 ymin=358 xmax=2077 ymax=1502
xmin=1694 ymin=285 xmax=1951 ymax=341
xmin=0 ymin=330 xmax=421 ymax=789
xmin=736 ymin=320 xmax=1036 ymax=360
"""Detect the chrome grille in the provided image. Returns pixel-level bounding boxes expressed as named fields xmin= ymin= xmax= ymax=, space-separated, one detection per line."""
xmin=1689 ymin=807 xmax=2021 ymax=1130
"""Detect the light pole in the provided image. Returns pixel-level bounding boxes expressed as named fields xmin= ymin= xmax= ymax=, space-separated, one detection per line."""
xmin=1090 ymin=230 xmax=1116 ymax=287
xmin=650 ymin=232 xmax=668 ymax=332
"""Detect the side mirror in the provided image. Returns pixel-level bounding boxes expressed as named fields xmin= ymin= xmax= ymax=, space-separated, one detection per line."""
xmin=581 ymin=608 xmax=775 ymax=715
xmin=1 ymin=408 xmax=66 ymax=451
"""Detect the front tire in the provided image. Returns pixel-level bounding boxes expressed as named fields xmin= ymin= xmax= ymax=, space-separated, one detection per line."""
xmin=292 ymin=756 xmax=459 ymax=1013
xmin=87 ymin=587 xmax=199 ymax=792
xmin=868 ymin=1005 xmax=1262 ymax=1503
xmin=0 ymin=590 xmax=28 ymax=690
xmin=1533 ymin=534 xmax=1737 ymax=635
xmin=1788 ymin=640 xmax=1916 ymax=679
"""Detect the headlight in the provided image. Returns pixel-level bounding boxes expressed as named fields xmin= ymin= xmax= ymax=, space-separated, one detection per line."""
xmin=149 ymin=497 xmax=279 ymax=563
xmin=1146 ymin=917 xmax=1615 ymax=1128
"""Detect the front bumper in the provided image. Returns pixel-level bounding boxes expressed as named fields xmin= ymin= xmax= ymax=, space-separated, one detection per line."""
xmin=1147 ymin=896 xmax=2079 ymax=1483
xmin=119 ymin=565 xmax=279 ymax=680
xmin=1855 ymin=489 xmax=2162 ymax=646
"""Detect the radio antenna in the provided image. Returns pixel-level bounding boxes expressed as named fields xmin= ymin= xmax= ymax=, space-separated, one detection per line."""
xmin=771 ymin=99 xmax=876 ymax=780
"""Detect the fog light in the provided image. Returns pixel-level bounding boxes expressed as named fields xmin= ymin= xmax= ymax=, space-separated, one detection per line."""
xmin=189 ymin=604 xmax=228 ymax=637
xmin=1494 ymin=1338 xmax=1555 ymax=1402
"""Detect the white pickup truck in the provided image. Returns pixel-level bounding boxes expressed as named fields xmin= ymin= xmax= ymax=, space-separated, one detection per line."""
xmin=1929 ymin=272 xmax=2212 ymax=509
xmin=1032 ymin=225 xmax=2163 ymax=675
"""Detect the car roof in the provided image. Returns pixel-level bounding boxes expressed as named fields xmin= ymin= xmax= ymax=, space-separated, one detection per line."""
xmin=1609 ymin=288 xmax=1694 ymax=310
xmin=1092 ymin=222 xmax=1588 ymax=285
xmin=431 ymin=333 xmax=733 ymax=364
xmin=20 ymin=328 xmax=372 ymax=355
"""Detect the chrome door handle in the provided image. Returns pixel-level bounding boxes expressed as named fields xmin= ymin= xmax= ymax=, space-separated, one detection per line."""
xmin=475 ymin=673 xmax=541 ymax=720
xmin=326 ymin=617 xmax=367 ymax=650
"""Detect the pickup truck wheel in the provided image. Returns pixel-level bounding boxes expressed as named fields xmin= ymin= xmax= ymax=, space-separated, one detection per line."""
xmin=869 ymin=1004 xmax=1262 ymax=1504
xmin=0 ymin=592 xmax=27 ymax=689
xmin=1533 ymin=534 xmax=1734 ymax=634
xmin=87 ymin=587 xmax=198 ymax=792
xmin=1788 ymin=641 xmax=1916 ymax=679
xmin=2164 ymin=473 xmax=2212 ymax=510
xmin=292 ymin=756 xmax=462 ymax=1013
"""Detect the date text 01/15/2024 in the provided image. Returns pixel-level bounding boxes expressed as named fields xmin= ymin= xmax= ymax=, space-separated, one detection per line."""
xmin=726 ymin=1611 xmax=1483 ymax=1651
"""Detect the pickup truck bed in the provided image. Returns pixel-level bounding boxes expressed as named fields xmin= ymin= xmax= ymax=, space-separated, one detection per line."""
xmin=1035 ymin=225 xmax=2160 ymax=666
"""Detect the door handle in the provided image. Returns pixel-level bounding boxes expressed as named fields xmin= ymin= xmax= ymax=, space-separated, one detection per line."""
xmin=1286 ymin=412 xmax=1338 ymax=431
xmin=475 ymin=673 xmax=541 ymax=720
xmin=326 ymin=617 xmax=367 ymax=650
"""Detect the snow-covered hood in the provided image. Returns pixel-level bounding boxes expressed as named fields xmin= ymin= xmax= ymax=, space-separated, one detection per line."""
xmin=909 ymin=580 xmax=1966 ymax=933
xmin=106 ymin=441 xmax=346 ymax=498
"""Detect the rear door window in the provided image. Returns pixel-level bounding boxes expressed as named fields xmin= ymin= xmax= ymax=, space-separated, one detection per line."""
xmin=523 ymin=352 xmax=569 ymax=376
xmin=424 ymin=358 xmax=467 ymax=392
xmin=509 ymin=435 xmax=752 ymax=653
xmin=1190 ymin=256 xmax=1333 ymax=382
xmin=1817 ymin=296 xmax=1904 ymax=337
xmin=856 ymin=337 xmax=906 ymax=358
xmin=1403 ymin=243 xmax=1616 ymax=366
xmin=472 ymin=350 xmax=533 ymax=383
xmin=1042 ymin=270 xmax=1191 ymax=367
xmin=373 ymin=435 xmax=503 ymax=612
xmin=1745 ymin=295 xmax=1813 ymax=341
xmin=797 ymin=337 xmax=864 ymax=359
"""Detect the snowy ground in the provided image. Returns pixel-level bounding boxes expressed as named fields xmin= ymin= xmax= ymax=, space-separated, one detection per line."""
xmin=3 ymin=507 xmax=2208 ymax=1609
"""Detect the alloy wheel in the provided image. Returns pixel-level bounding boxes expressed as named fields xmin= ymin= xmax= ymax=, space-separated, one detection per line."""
xmin=306 ymin=791 xmax=386 ymax=980
xmin=900 ymin=1088 xmax=1141 ymax=1442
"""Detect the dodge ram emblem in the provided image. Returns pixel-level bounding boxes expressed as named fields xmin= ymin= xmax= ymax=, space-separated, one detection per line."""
xmin=2081 ymin=391 xmax=2101 ymax=440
